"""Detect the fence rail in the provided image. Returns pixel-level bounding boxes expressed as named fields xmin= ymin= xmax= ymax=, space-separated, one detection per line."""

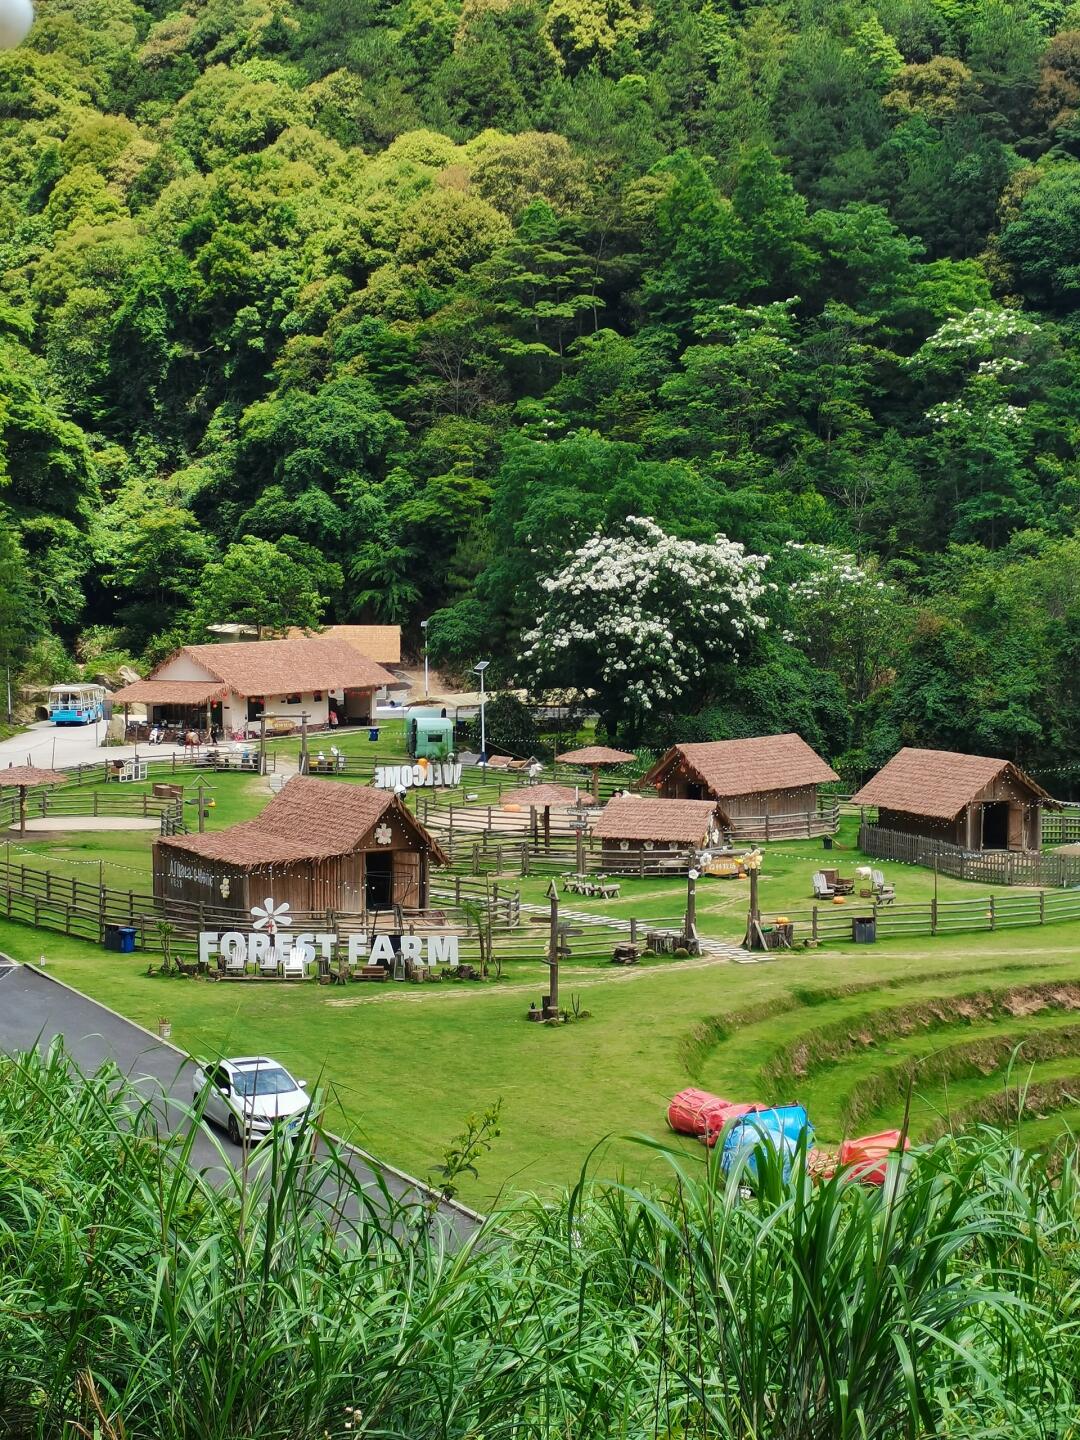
xmin=1042 ymin=809 xmax=1080 ymax=845
xmin=859 ymin=824 xmax=1080 ymax=888
xmin=0 ymin=789 xmax=185 ymax=829
xmin=765 ymin=886 xmax=1080 ymax=945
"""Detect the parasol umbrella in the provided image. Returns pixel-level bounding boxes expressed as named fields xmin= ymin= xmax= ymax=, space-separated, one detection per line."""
xmin=500 ymin=782 xmax=595 ymax=849
xmin=1 ymin=764 xmax=67 ymax=838
xmin=555 ymin=745 xmax=636 ymax=802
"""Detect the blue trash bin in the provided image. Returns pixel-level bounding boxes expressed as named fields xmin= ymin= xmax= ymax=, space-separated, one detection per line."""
xmin=368 ymin=726 xmax=380 ymax=742
xmin=105 ymin=924 xmax=137 ymax=953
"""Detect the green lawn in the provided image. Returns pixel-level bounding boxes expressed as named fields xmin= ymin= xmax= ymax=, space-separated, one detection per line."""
xmin=3 ymin=770 xmax=1079 ymax=1204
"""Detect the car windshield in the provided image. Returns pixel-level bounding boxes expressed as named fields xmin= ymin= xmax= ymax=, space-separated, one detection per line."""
xmin=232 ymin=1066 xmax=295 ymax=1097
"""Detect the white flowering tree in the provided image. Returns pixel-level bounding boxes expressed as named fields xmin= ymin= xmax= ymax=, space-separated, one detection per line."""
xmin=520 ymin=517 xmax=769 ymax=741
xmin=782 ymin=543 xmax=907 ymax=705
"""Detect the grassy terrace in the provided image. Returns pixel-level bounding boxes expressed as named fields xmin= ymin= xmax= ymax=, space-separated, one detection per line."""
xmin=1 ymin=734 xmax=1078 ymax=1204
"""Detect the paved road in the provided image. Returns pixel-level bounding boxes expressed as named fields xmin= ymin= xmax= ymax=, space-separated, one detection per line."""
xmin=0 ymin=961 xmax=477 ymax=1237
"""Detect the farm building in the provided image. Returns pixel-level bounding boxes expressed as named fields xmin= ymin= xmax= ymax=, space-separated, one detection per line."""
xmin=112 ymin=637 xmax=396 ymax=736
xmin=153 ymin=776 xmax=448 ymax=918
xmin=642 ymin=734 xmax=839 ymax=840
xmin=591 ymin=795 xmax=724 ymax=870
xmin=851 ymin=748 xmax=1053 ymax=852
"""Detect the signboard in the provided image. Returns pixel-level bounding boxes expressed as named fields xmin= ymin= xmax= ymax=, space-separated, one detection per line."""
xmin=197 ymin=898 xmax=459 ymax=969
xmin=375 ymin=763 xmax=462 ymax=790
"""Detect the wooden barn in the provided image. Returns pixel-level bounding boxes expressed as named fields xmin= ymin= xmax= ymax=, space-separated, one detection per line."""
xmin=642 ymin=734 xmax=839 ymax=840
xmin=153 ymin=777 xmax=447 ymax=919
xmin=591 ymin=795 xmax=724 ymax=871
xmin=851 ymin=748 xmax=1053 ymax=852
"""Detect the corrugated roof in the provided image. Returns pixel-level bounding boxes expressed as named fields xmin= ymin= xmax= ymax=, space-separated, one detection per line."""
xmin=645 ymin=735 xmax=838 ymax=799
xmin=850 ymin=747 xmax=1052 ymax=820
xmin=592 ymin=795 xmax=721 ymax=843
xmin=556 ymin=746 xmax=636 ymax=765
xmin=287 ymin=625 xmax=402 ymax=664
xmin=157 ymin=776 xmax=447 ymax=868
xmin=110 ymin=679 xmax=227 ymax=705
xmin=154 ymin=638 xmax=396 ymax=698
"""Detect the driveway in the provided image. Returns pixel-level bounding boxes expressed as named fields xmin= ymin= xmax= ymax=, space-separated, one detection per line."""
xmin=0 ymin=961 xmax=478 ymax=1238
xmin=0 ymin=719 xmax=172 ymax=769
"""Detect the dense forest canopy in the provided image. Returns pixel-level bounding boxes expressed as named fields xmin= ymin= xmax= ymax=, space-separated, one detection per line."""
xmin=2 ymin=0 xmax=1080 ymax=777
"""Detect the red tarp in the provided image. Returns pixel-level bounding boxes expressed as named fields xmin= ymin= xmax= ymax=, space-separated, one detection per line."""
xmin=667 ymin=1088 xmax=768 ymax=1143
xmin=838 ymin=1130 xmax=910 ymax=1185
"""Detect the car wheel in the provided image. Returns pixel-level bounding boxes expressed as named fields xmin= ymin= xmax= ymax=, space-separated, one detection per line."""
xmin=227 ymin=1112 xmax=242 ymax=1145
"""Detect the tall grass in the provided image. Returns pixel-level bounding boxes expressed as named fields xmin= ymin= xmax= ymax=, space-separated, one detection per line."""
xmin=0 ymin=1042 xmax=1077 ymax=1439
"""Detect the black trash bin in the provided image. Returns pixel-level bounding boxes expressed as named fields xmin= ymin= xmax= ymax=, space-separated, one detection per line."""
xmin=822 ymin=835 xmax=834 ymax=851
xmin=852 ymin=915 xmax=877 ymax=944
xmin=104 ymin=924 xmax=137 ymax=953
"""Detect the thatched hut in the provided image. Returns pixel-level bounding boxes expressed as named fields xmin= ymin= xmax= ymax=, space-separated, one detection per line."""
xmin=642 ymin=735 xmax=839 ymax=840
xmin=153 ymin=776 xmax=447 ymax=918
xmin=851 ymin=747 xmax=1052 ymax=852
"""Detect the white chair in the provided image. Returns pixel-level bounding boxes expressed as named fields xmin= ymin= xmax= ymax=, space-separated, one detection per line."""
xmin=222 ymin=949 xmax=247 ymax=977
xmin=280 ymin=949 xmax=307 ymax=980
xmin=257 ymin=947 xmax=279 ymax=978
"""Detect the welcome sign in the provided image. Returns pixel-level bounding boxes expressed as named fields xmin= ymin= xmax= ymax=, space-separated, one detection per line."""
xmin=375 ymin=762 xmax=462 ymax=789
xmin=197 ymin=899 xmax=460 ymax=969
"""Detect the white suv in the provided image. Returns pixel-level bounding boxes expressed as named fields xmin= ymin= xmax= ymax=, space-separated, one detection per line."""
xmin=193 ymin=1056 xmax=311 ymax=1145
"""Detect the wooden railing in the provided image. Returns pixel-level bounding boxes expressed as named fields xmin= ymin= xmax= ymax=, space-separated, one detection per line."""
xmin=0 ymin=789 xmax=185 ymax=829
xmin=859 ymin=823 xmax=1080 ymax=888
xmin=762 ymin=887 xmax=1080 ymax=945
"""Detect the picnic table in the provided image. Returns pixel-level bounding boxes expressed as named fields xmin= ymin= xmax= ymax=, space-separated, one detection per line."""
xmin=561 ymin=873 xmax=621 ymax=899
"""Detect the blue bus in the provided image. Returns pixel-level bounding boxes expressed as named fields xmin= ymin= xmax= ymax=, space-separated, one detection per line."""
xmin=48 ymin=684 xmax=105 ymax=725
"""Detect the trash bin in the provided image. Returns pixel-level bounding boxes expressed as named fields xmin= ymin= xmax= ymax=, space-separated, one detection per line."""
xmin=852 ymin=915 xmax=877 ymax=944
xmin=104 ymin=924 xmax=137 ymax=953
xmin=822 ymin=835 xmax=834 ymax=850
xmin=368 ymin=726 xmax=380 ymax=742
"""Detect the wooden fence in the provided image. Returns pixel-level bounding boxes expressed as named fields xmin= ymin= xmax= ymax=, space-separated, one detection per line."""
xmin=859 ymin=824 xmax=1080 ymax=888
xmin=0 ymin=789 xmax=185 ymax=831
xmin=1042 ymin=808 xmax=1080 ymax=846
xmin=769 ymin=886 xmax=1080 ymax=945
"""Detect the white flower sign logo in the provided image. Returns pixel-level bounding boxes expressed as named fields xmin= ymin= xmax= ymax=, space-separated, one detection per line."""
xmin=374 ymin=823 xmax=393 ymax=846
xmin=251 ymin=898 xmax=292 ymax=935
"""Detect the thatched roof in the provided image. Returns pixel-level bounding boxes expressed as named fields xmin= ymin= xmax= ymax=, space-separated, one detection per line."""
xmin=147 ymin=638 xmax=396 ymax=699
xmin=851 ymin=747 xmax=1053 ymax=820
xmin=556 ymin=745 xmax=636 ymax=766
xmin=0 ymin=765 xmax=67 ymax=789
xmin=645 ymin=735 xmax=838 ymax=799
xmin=592 ymin=795 xmax=721 ymax=844
xmin=156 ymin=777 xmax=448 ymax=869
xmin=111 ymin=679 xmax=226 ymax=705
xmin=499 ymin=784 xmax=596 ymax=809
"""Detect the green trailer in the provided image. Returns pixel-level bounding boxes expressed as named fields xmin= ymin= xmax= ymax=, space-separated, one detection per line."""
xmin=407 ymin=709 xmax=454 ymax=759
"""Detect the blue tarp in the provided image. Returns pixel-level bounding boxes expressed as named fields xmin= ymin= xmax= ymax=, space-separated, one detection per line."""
xmin=720 ymin=1104 xmax=813 ymax=1182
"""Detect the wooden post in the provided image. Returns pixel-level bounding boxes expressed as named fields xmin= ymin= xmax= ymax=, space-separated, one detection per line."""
xmin=576 ymin=821 xmax=584 ymax=876
xmin=547 ymin=881 xmax=560 ymax=1019
xmin=300 ymin=712 xmax=310 ymax=774
xmin=18 ymin=784 xmax=26 ymax=838
xmin=591 ymin=764 xmax=599 ymax=804
xmin=812 ymin=905 xmax=818 ymax=941
xmin=1039 ymin=890 xmax=1045 ymax=924
xmin=685 ymin=866 xmax=697 ymax=941
xmin=630 ymin=917 xmax=638 ymax=943
xmin=930 ymin=895 xmax=937 ymax=935
xmin=989 ymin=894 xmax=996 ymax=931
xmin=259 ymin=713 xmax=266 ymax=776
xmin=765 ymin=812 xmax=771 ymax=842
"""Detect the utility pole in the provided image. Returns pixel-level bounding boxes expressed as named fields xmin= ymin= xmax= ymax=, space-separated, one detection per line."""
xmin=421 ymin=618 xmax=430 ymax=699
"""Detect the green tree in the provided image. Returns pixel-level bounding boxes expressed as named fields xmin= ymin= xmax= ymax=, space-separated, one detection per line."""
xmin=189 ymin=535 xmax=336 ymax=634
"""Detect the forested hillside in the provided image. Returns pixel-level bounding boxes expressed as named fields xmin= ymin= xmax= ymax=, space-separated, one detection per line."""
xmin=2 ymin=0 xmax=1080 ymax=777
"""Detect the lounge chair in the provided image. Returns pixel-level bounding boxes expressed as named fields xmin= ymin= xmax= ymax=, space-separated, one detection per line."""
xmin=872 ymin=869 xmax=896 ymax=904
xmin=812 ymin=871 xmax=835 ymax=900
xmin=280 ymin=949 xmax=308 ymax=980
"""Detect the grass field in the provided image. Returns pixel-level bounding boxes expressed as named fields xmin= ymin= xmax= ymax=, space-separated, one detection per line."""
xmin=2 ymin=755 xmax=1079 ymax=1205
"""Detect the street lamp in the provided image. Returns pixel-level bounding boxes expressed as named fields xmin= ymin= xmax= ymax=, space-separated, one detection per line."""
xmin=420 ymin=618 xmax=430 ymax=699
xmin=472 ymin=660 xmax=489 ymax=762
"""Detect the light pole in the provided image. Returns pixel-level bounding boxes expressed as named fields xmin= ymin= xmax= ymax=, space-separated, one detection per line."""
xmin=420 ymin=618 xmax=430 ymax=699
xmin=684 ymin=847 xmax=713 ymax=948
xmin=472 ymin=660 xmax=489 ymax=762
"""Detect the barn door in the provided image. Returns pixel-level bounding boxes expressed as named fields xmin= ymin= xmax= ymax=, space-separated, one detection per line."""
xmin=393 ymin=852 xmax=421 ymax=908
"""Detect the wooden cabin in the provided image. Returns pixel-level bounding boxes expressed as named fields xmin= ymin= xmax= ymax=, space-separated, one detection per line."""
xmin=642 ymin=735 xmax=839 ymax=840
xmin=113 ymin=636 xmax=396 ymax=736
xmin=153 ymin=777 xmax=447 ymax=919
xmin=591 ymin=795 xmax=724 ymax=871
xmin=851 ymin=748 xmax=1052 ymax=852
